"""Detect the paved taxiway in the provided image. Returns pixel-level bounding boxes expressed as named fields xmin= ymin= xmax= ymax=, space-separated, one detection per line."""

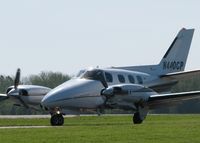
xmin=0 ymin=115 xmax=78 ymax=119
xmin=0 ymin=126 xmax=52 ymax=129
xmin=0 ymin=115 xmax=76 ymax=129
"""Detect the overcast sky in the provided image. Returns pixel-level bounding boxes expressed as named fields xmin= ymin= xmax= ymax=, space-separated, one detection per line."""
xmin=0 ymin=0 xmax=200 ymax=76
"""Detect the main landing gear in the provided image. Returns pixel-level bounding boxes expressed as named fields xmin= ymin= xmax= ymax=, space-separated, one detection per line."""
xmin=132 ymin=105 xmax=148 ymax=124
xmin=50 ymin=107 xmax=64 ymax=126
xmin=133 ymin=112 xmax=143 ymax=124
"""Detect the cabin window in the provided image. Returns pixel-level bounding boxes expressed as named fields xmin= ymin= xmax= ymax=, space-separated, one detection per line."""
xmin=128 ymin=75 xmax=135 ymax=84
xmin=136 ymin=75 xmax=143 ymax=84
xmin=105 ymin=72 xmax=113 ymax=82
xmin=118 ymin=74 xmax=125 ymax=83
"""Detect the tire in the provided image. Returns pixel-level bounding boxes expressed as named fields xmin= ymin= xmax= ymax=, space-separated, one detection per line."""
xmin=133 ymin=112 xmax=143 ymax=124
xmin=51 ymin=114 xmax=64 ymax=126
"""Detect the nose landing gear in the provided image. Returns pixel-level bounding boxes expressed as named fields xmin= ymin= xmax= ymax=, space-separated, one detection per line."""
xmin=51 ymin=114 xmax=64 ymax=126
xmin=50 ymin=107 xmax=64 ymax=126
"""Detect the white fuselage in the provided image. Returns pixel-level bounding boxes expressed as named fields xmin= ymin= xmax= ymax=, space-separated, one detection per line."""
xmin=41 ymin=68 xmax=166 ymax=112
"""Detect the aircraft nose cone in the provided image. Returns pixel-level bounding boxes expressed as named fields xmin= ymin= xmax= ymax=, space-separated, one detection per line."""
xmin=41 ymin=96 xmax=49 ymax=108
xmin=41 ymin=79 xmax=80 ymax=108
xmin=41 ymin=91 xmax=56 ymax=108
xmin=41 ymin=79 xmax=104 ymax=109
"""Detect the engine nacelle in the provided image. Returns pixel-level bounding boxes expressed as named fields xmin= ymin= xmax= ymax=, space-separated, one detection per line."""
xmin=102 ymin=84 xmax=156 ymax=99
xmin=18 ymin=85 xmax=51 ymax=105
xmin=101 ymin=84 xmax=158 ymax=110
xmin=7 ymin=85 xmax=51 ymax=106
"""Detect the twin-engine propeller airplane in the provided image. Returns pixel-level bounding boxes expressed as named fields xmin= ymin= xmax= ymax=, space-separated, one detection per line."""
xmin=1 ymin=28 xmax=200 ymax=126
xmin=40 ymin=28 xmax=200 ymax=126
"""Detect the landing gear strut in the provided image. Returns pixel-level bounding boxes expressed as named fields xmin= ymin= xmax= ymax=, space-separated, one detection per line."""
xmin=50 ymin=107 xmax=64 ymax=126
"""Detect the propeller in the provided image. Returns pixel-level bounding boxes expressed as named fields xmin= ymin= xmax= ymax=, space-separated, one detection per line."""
xmin=94 ymin=69 xmax=108 ymax=88
xmin=14 ymin=68 xmax=21 ymax=89
xmin=6 ymin=68 xmax=29 ymax=107
xmin=7 ymin=68 xmax=21 ymax=97
xmin=100 ymin=76 xmax=108 ymax=89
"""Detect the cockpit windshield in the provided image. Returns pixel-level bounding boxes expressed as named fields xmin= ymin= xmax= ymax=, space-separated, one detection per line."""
xmin=82 ymin=69 xmax=104 ymax=81
xmin=75 ymin=69 xmax=86 ymax=78
xmin=81 ymin=69 xmax=108 ymax=87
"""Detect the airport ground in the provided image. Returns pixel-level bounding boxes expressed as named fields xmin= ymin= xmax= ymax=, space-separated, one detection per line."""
xmin=0 ymin=114 xmax=200 ymax=143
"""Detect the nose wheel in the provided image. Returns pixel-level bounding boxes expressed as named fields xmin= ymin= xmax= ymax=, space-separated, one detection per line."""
xmin=51 ymin=113 xmax=64 ymax=126
xmin=50 ymin=107 xmax=64 ymax=126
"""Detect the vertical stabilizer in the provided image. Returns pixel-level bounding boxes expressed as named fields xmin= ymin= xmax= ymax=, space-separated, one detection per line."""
xmin=115 ymin=28 xmax=194 ymax=76
xmin=158 ymin=28 xmax=194 ymax=75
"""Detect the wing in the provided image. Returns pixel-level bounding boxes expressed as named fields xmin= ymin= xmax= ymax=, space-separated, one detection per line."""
xmin=148 ymin=70 xmax=200 ymax=93
xmin=161 ymin=70 xmax=200 ymax=80
xmin=0 ymin=94 xmax=9 ymax=101
xmin=148 ymin=91 xmax=200 ymax=109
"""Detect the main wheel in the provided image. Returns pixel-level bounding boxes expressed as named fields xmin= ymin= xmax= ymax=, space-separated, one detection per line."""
xmin=133 ymin=112 xmax=143 ymax=124
xmin=51 ymin=114 xmax=64 ymax=126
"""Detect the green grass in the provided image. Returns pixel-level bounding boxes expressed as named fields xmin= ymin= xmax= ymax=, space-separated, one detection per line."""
xmin=0 ymin=115 xmax=200 ymax=143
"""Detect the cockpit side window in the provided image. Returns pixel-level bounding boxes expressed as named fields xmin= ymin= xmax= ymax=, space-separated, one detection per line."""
xmin=82 ymin=69 xmax=103 ymax=81
xmin=105 ymin=72 xmax=113 ymax=82
xmin=82 ymin=69 xmax=108 ymax=87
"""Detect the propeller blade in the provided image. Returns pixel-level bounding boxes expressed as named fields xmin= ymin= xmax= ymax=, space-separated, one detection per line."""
xmin=101 ymin=79 xmax=108 ymax=89
xmin=18 ymin=97 xmax=29 ymax=108
xmin=14 ymin=68 xmax=21 ymax=89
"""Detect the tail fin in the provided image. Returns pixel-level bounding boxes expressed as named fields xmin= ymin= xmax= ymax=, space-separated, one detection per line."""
xmin=115 ymin=28 xmax=194 ymax=76
xmin=158 ymin=28 xmax=194 ymax=75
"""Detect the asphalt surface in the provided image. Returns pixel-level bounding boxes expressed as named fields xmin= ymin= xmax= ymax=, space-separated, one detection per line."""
xmin=0 ymin=115 xmax=75 ymax=129
xmin=0 ymin=114 xmax=132 ymax=119
xmin=0 ymin=115 xmax=78 ymax=119
xmin=0 ymin=126 xmax=52 ymax=129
